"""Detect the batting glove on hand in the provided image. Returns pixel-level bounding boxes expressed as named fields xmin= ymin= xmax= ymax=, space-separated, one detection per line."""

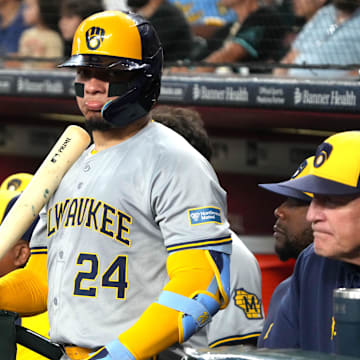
xmin=86 ymin=340 xmax=135 ymax=360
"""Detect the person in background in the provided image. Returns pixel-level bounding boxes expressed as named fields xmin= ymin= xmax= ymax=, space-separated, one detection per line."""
xmin=258 ymin=131 xmax=360 ymax=353
xmin=103 ymin=0 xmax=129 ymax=11
xmin=256 ymin=156 xmax=314 ymax=347
xmin=292 ymin=0 xmax=329 ymax=21
xmin=175 ymin=0 xmax=287 ymax=73
xmin=127 ymin=0 xmax=195 ymax=62
xmin=0 ymin=173 xmax=47 ymax=360
xmin=58 ymin=0 xmax=105 ymax=58
xmin=153 ymin=105 xmax=264 ymax=348
xmin=274 ymin=0 xmax=329 ymax=57
xmin=274 ymin=0 xmax=360 ymax=77
xmin=0 ymin=0 xmax=28 ymax=55
xmin=168 ymin=0 xmax=237 ymax=40
xmin=18 ymin=0 xmax=63 ymax=67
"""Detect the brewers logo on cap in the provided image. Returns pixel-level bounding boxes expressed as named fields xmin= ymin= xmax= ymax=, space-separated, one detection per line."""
xmin=258 ymin=156 xmax=314 ymax=202
xmin=279 ymin=131 xmax=360 ymax=195
xmin=291 ymin=158 xmax=311 ymax=179
xmin=314 ymin=142 xmax=333 ymax=168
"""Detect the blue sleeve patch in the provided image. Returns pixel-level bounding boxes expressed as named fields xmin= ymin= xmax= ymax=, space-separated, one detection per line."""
xmin=188 ymin=206 xmax=222 ymax=225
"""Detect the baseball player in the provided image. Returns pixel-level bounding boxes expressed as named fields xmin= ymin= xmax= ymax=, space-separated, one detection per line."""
xmin=0 ymin=10 xmax=231 ymax=360
xmin=153 ymin=105 xmax=264 ymax=348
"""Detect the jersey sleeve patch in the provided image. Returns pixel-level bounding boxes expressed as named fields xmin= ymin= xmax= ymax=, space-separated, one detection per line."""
xmin=234 ymin=288 xmax=263 ymax=319
xmin=188 ymin=206 xmax=222 ymax=226
xmin=30 ymin=246 xmax=48 ymax=255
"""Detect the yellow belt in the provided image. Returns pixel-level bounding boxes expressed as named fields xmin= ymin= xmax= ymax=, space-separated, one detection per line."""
xmin=64 ymin=346 xmax=93 ymax=360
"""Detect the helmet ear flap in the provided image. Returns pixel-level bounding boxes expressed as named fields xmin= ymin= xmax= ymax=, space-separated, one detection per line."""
xmin=142 ymin=68 xmax=160 ymax=103
xmin=100 ymin=16 xmax=163 ymax=127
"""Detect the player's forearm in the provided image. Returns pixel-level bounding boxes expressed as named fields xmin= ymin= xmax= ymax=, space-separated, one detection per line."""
xmin=0 ymin=254 xmax=48 ymax=316
xmin=205 ymin=42 xmax=248 ymax=64
xmin=119 ymin=302 xmax=179 ymax=359
xmin=118 ymin=249 xmax=229 ymax=360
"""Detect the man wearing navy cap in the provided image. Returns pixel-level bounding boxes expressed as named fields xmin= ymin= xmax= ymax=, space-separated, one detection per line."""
xmin=258 ymin=131 xmax=360 ymax=354
xmin=257 ymin=156 xmax=314 ymax=347
xmin=259 ymin=156 xmax=314 ymax=262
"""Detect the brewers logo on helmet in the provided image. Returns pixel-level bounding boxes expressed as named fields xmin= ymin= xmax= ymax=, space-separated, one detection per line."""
xmin=59 ymin=10 xmax=163 ymax=127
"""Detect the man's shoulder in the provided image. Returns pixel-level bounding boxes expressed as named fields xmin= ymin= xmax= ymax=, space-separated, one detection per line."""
xmin=305 ymin=4 xmax=335 ymax=27
xmin=268 ymin=276 xmax=291 ymax=310
xmin=231 ymin=232 xmax=258 ymax=263
xmin=230 ymin=232 xmax=261 ymax=280
xmin=276 ymin=276 xmax=292 ymax=293
xmin=146 ymin=121 xmax=197 ymax=150
xmin=315 ymin=4 xmax=335 ymax=17
xmin=142 ymin=122 xmax=210 ymax=165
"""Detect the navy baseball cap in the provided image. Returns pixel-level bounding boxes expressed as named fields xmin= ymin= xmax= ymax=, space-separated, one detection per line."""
xmin=280 ymin=131 xmax=360 ymax=196
xmin=258 ymin=156 xmax=314 ymax=202
xmin=0 ymin=190 xmax=39 ymax=242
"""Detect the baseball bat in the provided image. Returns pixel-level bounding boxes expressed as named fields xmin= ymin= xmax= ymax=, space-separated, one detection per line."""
xmin=0 ymin=125 xmax=91 ymax=259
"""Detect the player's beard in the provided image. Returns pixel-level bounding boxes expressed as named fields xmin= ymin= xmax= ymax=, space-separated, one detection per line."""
xmin=84 ymin=115 xmax=115 ymax=133
xmin=275 ymin=227 xmax=314 ymax=261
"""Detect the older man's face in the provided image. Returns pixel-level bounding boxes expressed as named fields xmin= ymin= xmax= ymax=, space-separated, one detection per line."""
xmin=307 ymin=194 xmax=360 ymax=264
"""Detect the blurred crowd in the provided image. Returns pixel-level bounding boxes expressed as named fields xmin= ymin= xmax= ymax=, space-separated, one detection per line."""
xmin=0 ymin=0 xmax=359 ymax=77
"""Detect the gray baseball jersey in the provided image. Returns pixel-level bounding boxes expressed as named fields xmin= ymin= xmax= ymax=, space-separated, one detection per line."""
xmin=184 ymin=231 xmax=264 ymax=348
xmin=30 ymin=121 xmax=231 ymax=348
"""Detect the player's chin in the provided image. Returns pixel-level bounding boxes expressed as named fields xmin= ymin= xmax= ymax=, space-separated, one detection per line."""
xmin=84 ymin=116 xmax=114 ymax=132
xmin=274 ymin=231 xmax=286 ymax=247
xmin=313 ymin=238 xmax=334 ymax=258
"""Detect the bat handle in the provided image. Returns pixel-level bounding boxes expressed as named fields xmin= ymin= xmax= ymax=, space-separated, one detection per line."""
xmin=16 ymin=325 xmax=66 ymax=360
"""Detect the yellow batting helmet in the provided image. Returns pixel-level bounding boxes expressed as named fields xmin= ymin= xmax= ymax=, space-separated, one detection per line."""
xmin=59 ymin=10 xmax=163 ymax=127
